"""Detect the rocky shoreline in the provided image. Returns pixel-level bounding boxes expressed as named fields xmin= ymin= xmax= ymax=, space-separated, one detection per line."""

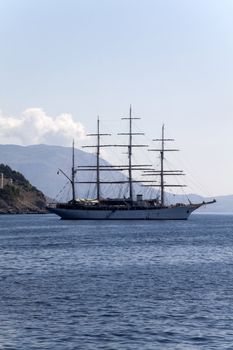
xmin=0 ymin=164 xmax=47 ymax=214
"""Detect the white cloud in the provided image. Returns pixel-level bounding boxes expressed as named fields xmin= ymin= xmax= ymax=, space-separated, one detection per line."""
xmin=0 ymin=108 xmax=86 ymax=146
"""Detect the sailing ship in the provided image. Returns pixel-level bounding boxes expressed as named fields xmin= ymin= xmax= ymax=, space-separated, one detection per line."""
xmin=48 ymin=108 xmax=215 ymax=220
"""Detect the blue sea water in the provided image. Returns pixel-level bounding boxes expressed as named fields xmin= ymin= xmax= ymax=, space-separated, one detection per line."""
xmin=0 ymin=214 xmax=233 ymax=349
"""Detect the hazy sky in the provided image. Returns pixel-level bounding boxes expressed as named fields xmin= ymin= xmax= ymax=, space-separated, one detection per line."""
xmin=0 ymin=0 xmax=233 ymax=196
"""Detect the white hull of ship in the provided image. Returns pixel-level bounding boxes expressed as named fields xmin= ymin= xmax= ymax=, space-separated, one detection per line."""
xmin=48 ymin=204 xmax=202 ymax=220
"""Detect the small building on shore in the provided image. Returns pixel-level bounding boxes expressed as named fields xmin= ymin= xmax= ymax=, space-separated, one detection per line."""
xmin=0 ymin=173 xmax=13 ymax=189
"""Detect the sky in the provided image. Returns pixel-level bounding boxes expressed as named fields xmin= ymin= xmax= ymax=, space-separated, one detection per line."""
xmin=0 ymin=0 xmax=233 ymax=196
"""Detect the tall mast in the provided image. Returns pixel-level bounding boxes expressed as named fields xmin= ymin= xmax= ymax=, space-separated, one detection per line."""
xmin=71 ymin=139 xmax=76 ymax=202
xmin=147 ymin=125 xmax=185 ymax=206
xmin=129 ymin=106 xmax=133 ymax=201
xmin=160 ymin=124 xmax=165 ymax=206
xmin=57 ymin=140 xmax=77 ymax=202
xmin=97 ymin=117 xmax=100 ymax=200
xmin=80 ymin=110 xmax=156 ymax=199
xmin=120 ymin=106 xmax=145 ymax=202
xmin=83 ymin=117 xmax=111 ymax=201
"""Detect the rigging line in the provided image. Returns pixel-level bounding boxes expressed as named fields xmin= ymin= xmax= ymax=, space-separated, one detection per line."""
xmin=165 ymin=156 xmax=208 ymax=197
xmin=84 ymin=164 xmax=95 ymax=199
xmin=150 ymin=185 xmax=157 ymax=199
xmin=86 ymin=184 xmax=91 ymax=199
xmin=99 ymin=130 xmax=128 ymax=166
xmin=66 ymin=186 xmax=71 ymax=202
xmin=161 ymin=156 xmax=189 ymax=199
xmin=167 ymin=148 xmax=212 ymax=197
xmin=91 ymin=168 xmax=97 ymax=198
xmin=165 ymin=180 xmax=189 ymax=204
xmin=100 ymin=119 xmax=150 ymax=179
xmin=123 ymin=183 xmax=128 ymax=198
xmin=112 ymin=170 xmax=124 ymax=197
xmin=133 ymin=120 xmax=158 ymax=165
xmin=100 ymin=160 xmax=123 ymax=198
xmin=119 ymin=182 xmax=126 ymax=198
xmin=55 ymin=181 xmax=70 ymax=202
xmin=137 ymin=145 xmax=155 ymax=167
xmin=163 ymin=158 xmax=185 ymax=181
xmin=180 ymin=185 xmax=191 ymax=204
xmin=145 ymin=186 xmax=150 ymax=199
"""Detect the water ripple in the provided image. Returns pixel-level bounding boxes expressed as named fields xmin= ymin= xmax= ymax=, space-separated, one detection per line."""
xmin=0 ymin=214 xmax=233 ymax=349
